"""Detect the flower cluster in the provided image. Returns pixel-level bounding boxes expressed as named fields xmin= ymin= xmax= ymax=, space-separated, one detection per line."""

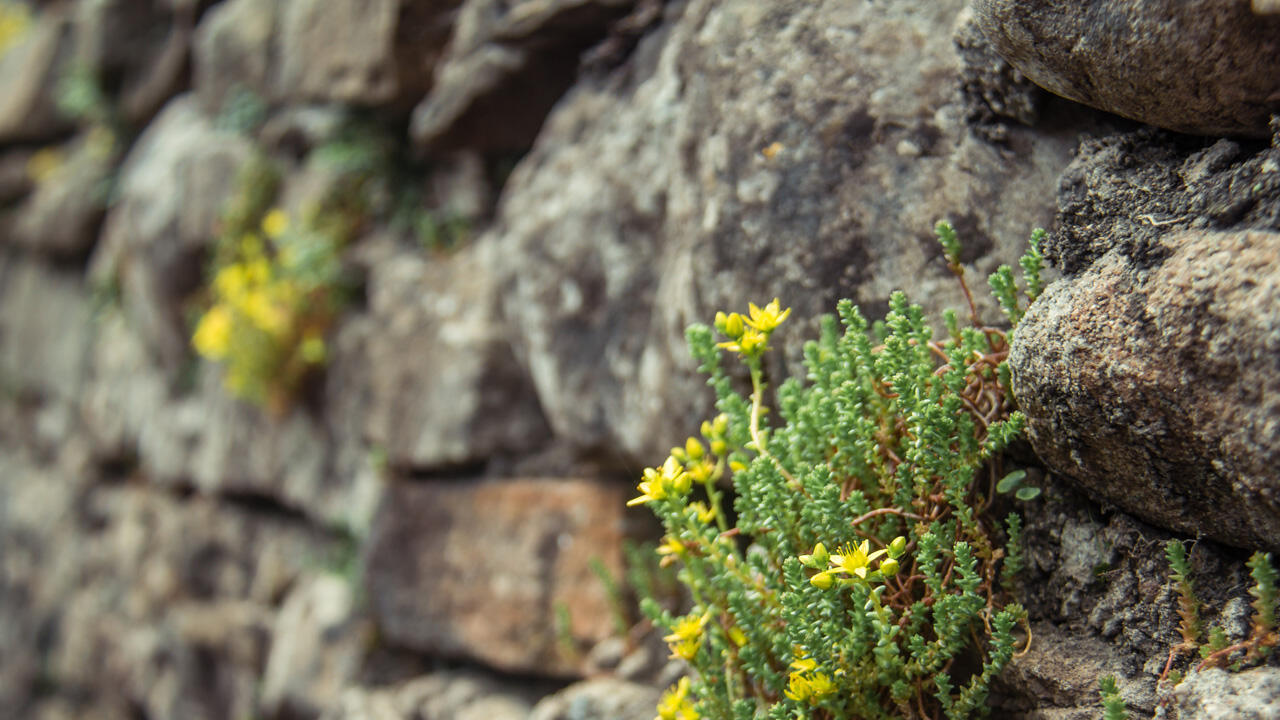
xmin=191 ymin=155 xmax=351 ymax=411
xmin=801 ymin=536 xmax=906 ymax=590
xmin=713 ymin=298 xmax=790 ymax=359
xmin=634 ymin=222 xmax=1045 ymax=719
xmin=192 ymin=207 xmax=334 ymax=409
xmin=785 ymin=656 xmax=836 ymax=705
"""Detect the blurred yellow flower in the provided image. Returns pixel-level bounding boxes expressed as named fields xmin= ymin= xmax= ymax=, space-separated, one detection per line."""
xmin=192 ymin=306 xmax=232 ymax=359
xmin=261 ymin=208 xmax=289 ymax=239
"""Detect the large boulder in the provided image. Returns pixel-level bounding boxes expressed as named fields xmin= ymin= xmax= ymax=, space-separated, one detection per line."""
xmin=1012 ymin=129 xmax=1280 ymax=551
xmin=1011 ymin=229 xmax=1280 ymax=551
xmin=365 ymin=478 xmax=627 ymax=677
xmin=973 ymin=0 xmax=1280 ymax=138
xmin=485 ymin=0 xmax=1092 ymax=464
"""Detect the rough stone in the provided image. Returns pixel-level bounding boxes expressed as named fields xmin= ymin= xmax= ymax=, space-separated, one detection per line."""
xmin=90 ymin=95 xmax=253 ymax=373
xmin=70 ymin=0 xmax=195 ymax=127
xmin=527 ymin=677 xmax=663 ymax=720
xmin=365 ymin=478 xmax=627 ymax=676
xmin=1050 ymin=129 xmax=1280 ymax=276
xmin=410 ymin=0 xmax=635 ymax=152
xmin=0 ymin=9 xmax=72 ymax=143
xmin=193 ymin=0 xmax=450 ymax=114
xmin=365 ymin=243 xmax=551 ymax=470
xmin=487 ymin=0 xmax=1092 ymax=464
xmin=0 ymin=455 xmax=342 ymax=720
xmin=1166 ymin=667 xmax=1280 ymax=719
xmin=973 ymin=0 xmax=1280 ymax=138
xmin=10 ymin=131 xmax=116 ymax=260
xmin=108 ymin=315 xmax=384 ymax=529
xmin=1011 ymin=229 xmax=1280 ymax=551
xmin=190 ymin=0 xmax=275 ymax=116
xmin=261 ymin=574 xmax=374 ymax=720
xmin=320 ymin=672 xmax=536 ymax=720
xmin=0 ymin=252 xmax=92 ymax=416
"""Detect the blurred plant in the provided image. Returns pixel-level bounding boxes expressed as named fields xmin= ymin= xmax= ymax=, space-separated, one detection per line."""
xmin=192 ymin=154 xmax=350 ymax=412
xmin=214 ymin=84 xmax=268 ymax=136
xmin=56 ymin=62 xmax=114 ymax=129
xmin=633 ymin=222 xmax=1046 ymax=719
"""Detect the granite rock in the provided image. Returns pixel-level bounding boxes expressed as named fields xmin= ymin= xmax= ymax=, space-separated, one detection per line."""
xmin=1167 ymin=667 xmax=1280 ymax=719
xmin=1011 ymin=230 xmax=1280 ymax=550
xmin=974 ymin=0 xmax=1280 ymax=137
xmin=487 ymin=0 xmax=1090 ymax=464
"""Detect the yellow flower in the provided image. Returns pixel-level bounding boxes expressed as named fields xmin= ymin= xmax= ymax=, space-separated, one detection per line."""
xmin=655 ymin=677 xmax=698 ymax=720
xmin=656 ymin=536 xmax=685 ymax=567
xmin=687 ymin=502 xmax=716 ymax=525
xmin=830 ymin=539 xmax=887 ymax=579
xmin=261 ymin=208 xmax=289 ymax=239
xmin=237 ymin=290 xmax=281 ymax=336
xmin=784 ymin=673 xmax=812 ymax=702
xmin=744 ymin=298 xmax=791 ymax=332
xmin=214 ymin=263 xmax=249 ymax=299
xmin=716 ymin=326 xmax=768 ymax=356
xmin=192 ymin=306 xmax=233 ymax=359
xmin=790 ymin=657 xmax=818 ymax=673
xmin=807 ymin=671 xmax=836 ymax=698
xmin=664 ymin=610 xmax=710 ymax=661
xmin=628 ymin=456 xmax=691 ymax=506
xmin=785 ymin=656 xmax=835 ymax=705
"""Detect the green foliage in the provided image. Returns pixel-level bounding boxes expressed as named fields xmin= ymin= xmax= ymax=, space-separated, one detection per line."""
xmin=1247 ymin=551 xmax=1278 ymax=661
xmin=1098 ymin=676 xmax=1130 ymax=720
xmin=589 ymin=556 xmax=631 ymax=639
xmin=1164 ymin=540 xmax=1202 ymax=649
xmin=995 ymin=469 xmax=1040 ymax=501
xmin=56 ymin=63 xmax=112 ymax=127
xmin=633 ymin=223 xmax=1044 ymax=719
xmin=215 ymin=85 xmax=268 ymax=136
xmin=1160 ymin=543 xmax=1279 ymax=682
xmin=988 ymin=228 xmax=1046 ymax=327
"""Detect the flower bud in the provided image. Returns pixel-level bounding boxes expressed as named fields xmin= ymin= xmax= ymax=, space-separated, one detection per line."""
xmin=888 ymin=536 xmax=908 ymax=558
xmin=810 ymin=571 xmax=834 ymax=590
xmin=879 ymin=558 xmax=899 ymax=577
xmin=724 ymin=312 xmax=744 ymax=339
xmin=713 ymin=414 xmax=729 ymax=435
xmin=714 ymin=311 xmax=729 ymax=333
xmin=685 ymin=437 xmax=705 ymax=460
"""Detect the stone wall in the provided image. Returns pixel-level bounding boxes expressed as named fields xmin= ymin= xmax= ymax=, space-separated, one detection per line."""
xmin=1 ymin=0 xmax=1278 ymax=718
